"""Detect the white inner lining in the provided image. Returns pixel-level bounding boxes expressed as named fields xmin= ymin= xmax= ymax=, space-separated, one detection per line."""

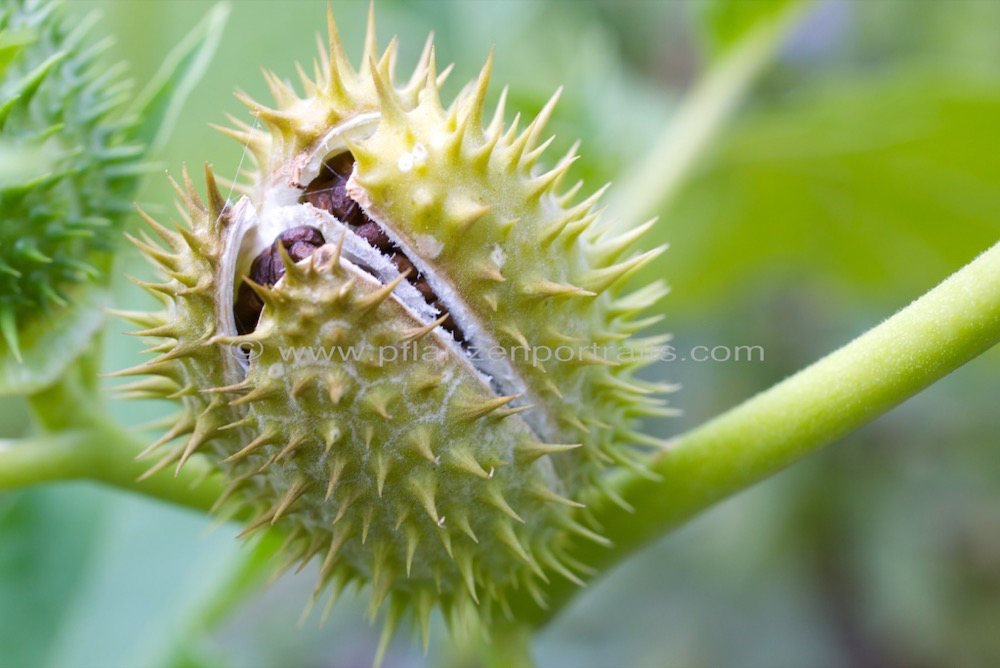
xmin=217 ymin=114 xmax=555 ymax=442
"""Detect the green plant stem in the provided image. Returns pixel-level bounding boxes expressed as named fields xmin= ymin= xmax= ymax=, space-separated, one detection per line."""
xmin=0 ymin=432 xmax=96 ymax=487
xmin=608 ymin=0 xmax=809 ymax=229
xmin=8 ymin=240 xmax=1000 ymax=631
xmin=514 ymin=239 xmax=1000 ymax=626
xmin=442 ymin=621 xmax=536 ymax=668
xmin=0 ymin=347 xmax=224 ymax=512
xmin=484 ymin=623 xmax=536 ymax=668
xmin=7 ymin=239 xmax=1000 ymax=637
xmin=0 ymin=424 xmax=223 ymax=512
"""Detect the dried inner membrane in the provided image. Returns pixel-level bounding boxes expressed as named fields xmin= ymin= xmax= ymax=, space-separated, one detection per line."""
xmin=229 ymin=148 xmax=551 ymax=440
xmin=232 ymin=152 xmax=467 ymax=346
xmin=300 ymin=152 xmax=466 ymax=345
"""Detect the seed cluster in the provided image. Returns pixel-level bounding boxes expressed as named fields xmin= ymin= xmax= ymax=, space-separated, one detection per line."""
xmin=234 ymin=226 xmax=326 ymax=334
xmin=302 ymin=153 xmax=465 ymax=344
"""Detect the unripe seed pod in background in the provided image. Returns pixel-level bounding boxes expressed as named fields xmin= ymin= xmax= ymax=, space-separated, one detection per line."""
xmin=0 ymin=0 xmax=145 ymax=383
xmin=0 ymin=0 xmax=228 ymax=393
xmin=116 ymin=4 xmax=675 ymax=655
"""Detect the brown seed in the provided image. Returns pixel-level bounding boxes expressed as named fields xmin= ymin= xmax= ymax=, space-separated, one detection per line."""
xmin=234 ymin=226 xmax=326 ymax=335
xmin=296 ymin=154 xmax=473 ymax=349
xmin=281 ymin=226 xmax=326 ymax=262
xmin=250 ymin=246 xmax=281 ymax=287
xmin=302 ymin=153 xmax=365 ymax=226
xmin=325 ymin=151 xmax=355 ymax=176
xmin=430 ymin=299 xmax=463 ymax=343
xmin=354 ymin=221 xmax=392 ymax=251
xmin=389 ymin=252 xmax=414 ymax=276
xmin=413 ymin=277 xmax=434 ymax=301
xmin=234 ymin=283 xmax=265 ymax=335
xmin=250 ymin=226 xmax=325 ymax=286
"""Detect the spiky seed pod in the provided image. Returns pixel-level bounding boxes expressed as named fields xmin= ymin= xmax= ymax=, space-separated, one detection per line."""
xmin=121 ymin=4 xmax=673 ymax=651
xmin=0 ymin=0 xmax=145 ymax=366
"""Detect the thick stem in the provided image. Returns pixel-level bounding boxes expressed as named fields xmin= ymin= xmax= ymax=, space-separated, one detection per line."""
xmin=91 ymin=420 xmax=224 ymax=513
xmin=484 ymin=623 xmax=536 ymax=668
xmin=26 ymin=342 xmax=104 ymax=432
xmin=0 ymin=423 xmax=224 ymax=513
xmin=0 ymin=432 xmax=96 ymax=486
xmin=513 ymin=240 xmax=1000 ymax=626
xmin=3 ymin=347 xmax=224 ymax=513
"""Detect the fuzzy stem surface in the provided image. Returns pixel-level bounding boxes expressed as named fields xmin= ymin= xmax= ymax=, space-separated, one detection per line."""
xmin=514 ymin=239 xmax=1000 ymax=626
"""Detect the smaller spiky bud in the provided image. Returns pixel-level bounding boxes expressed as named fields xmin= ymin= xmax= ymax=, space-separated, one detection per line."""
xmin=0 ymin=0 xmax=227 ymax=393
xmin=0 ymin=0 xmax=146 ymax=384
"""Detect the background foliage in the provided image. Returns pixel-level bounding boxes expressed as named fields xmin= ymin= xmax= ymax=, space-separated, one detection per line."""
xmin=2 ymin=1 xmax=999 ymax=666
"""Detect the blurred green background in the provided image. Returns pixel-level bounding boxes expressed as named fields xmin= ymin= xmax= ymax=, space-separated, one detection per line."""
xmin=2 ymin=0 xmax=999 ymax=666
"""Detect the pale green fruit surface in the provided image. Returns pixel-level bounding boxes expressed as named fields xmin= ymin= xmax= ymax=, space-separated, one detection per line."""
xmin=119 ymin=5 xmax=672 ymax=645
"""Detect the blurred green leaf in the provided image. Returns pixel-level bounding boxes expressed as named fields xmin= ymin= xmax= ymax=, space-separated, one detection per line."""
xmin=0 ymin=141 xmax=50 ymax=183
xmin=693 ymin=0 xmax=808 ymax=57
xmin=0 ymin=29 xmax=35 ymax=74
xmin=191 ymin=532 xmax=282 ymax=630
xmin=644 ymin=70 xmax=1000 ymax=312
xmin=9 ymin=484 xmax=244 ymax=668
xmin=0 ymin=286 xmax=110 ymax=396
xmin=128 ymin=3 xmax=230 ymax=153
xmin=155 ymin=533 xmax=283 ymax=668
xmin=0 ymin=487 xmax=105 ymax=668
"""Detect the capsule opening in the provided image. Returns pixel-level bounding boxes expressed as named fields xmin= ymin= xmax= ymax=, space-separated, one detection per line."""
xmin=297 ymin=151 xmax=467 ymax=346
